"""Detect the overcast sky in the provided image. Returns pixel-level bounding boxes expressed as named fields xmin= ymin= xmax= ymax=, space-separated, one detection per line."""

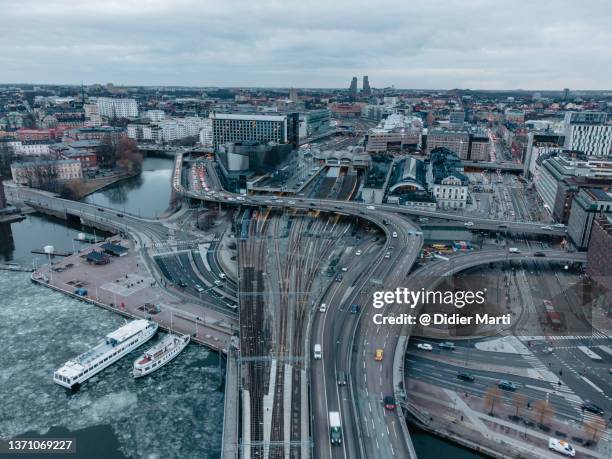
xmin=1 ymin=0 xmax=611 ymax=90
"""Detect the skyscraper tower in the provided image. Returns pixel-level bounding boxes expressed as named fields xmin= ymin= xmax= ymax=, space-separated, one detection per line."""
xmin=362 ymin=76 xmax=371 ymax=96
xmin=289 ymin=87 xmax=298 ymax=102
xmin=349 ymin=77 xmax=358 ymax=97
xmin=563 ymin=88 xmax=570 ymax=101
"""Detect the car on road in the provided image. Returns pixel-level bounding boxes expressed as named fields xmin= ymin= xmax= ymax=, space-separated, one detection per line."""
xmin=438 ymin=342 xmax=456 ymax=351
xmin=498 ymin=380 xmax=517 ymax=391
xmin=214 ymin=280 xmax=222 ymax=286
xmin=508 ymin=247 xmax=521 ymax=254
xmin=581 ymin=402 xmax=604 ymax=415
xmin=540 ymin=226 xmax=553 ymax=230
xmin=97 ymin=207 xmax=105 ymax=212
xmin=366 ymin=205 xmax=375 ymax=210
xmin=195 ymin=284 xmax=204 ymax=293
xmin=534 ymin=251 xmax=546 ymax=257
xmin=313 ymin=344 xmax=322 ymax=360
xmin=335 ymin=273 xmax=343 ymax=282
xmin=375 ymin=349 xmax=384 ymax=361
xmin=288 ymin=200 xmax=295 ymax=204
xmin=341 ymin=266 xmax=348 ymax=272
xmin=384 ymin=252 xmax=391 ymax=259
xmin=355 ymin=250 xmax=362 ymax=256
xmin=548 ymin=438 xmax=575 ymax=457
xmin=392 ymin=231 xmax=398 ymax=238
xmin=337 ymin=371 xmax=347 ymax=386
xmin=319 ymin=303 xmax=327 ymax=313
xmin=116 ymin=213 xmax=124 ymax=217
xmin=552 ymin=224 xmax=565 ymax=228
xmin=383 ymin=395 xmax=396 ymax=410
xmin=417 ymin=343 xmax=433 ymax=351
xmin=464 ymin=221 xmax=475 ymax=227
xmin=177 ymin=280 xmax=187 ymax=288
xmin=350 ymin=304 xmax=359 ymax=314
xmin=498 ymin=224 xmax=508 ymax=229
xmin=457 ymin=372 xmax=475 ymax=382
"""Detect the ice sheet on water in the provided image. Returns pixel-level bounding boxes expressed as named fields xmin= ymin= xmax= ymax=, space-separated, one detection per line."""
xmin=0 ymin=272 xmax=223 ymax=458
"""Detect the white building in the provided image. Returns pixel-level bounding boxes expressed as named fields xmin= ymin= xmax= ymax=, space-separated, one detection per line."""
xmin=146 ymin=110 xmax=165 ymax=122
xmin=564 ymin=111 xmax=612 ymax=157
xmin=83 ymin=103 xmax=102 ymax=127
xmin=199 ymin=118 xmax=213 ymax=147
xmin=536 ymin=151 xmax=612 ymax=213
xmin=97 ymin=98 xmax=139 ymax=119
xmin=7 ymin=140 xmax=51 ymax=156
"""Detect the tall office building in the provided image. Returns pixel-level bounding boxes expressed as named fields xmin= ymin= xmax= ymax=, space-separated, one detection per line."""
xmin=289 ymin=88 xmax=299 ymax=103
xmin=349 ymin=77 xmax=358 ymax=97
xmin=362 ymin=76 xmax=371 ymax=96
xmin=211 ymin=113 xmax=299 ymax=150
xmin=563 ymin=88 xmax=570 ymax=101
xmin=563 ymin=111 xmax=612 ymax=157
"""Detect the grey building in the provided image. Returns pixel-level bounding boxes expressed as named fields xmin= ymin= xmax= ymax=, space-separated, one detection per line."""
xmin=211 ymin=113 xmax=299 ymax=150
xmin=362 ymin=76 xmax=371 ymax=96
xmin=567 ymin=188 xmax=612 ymax=249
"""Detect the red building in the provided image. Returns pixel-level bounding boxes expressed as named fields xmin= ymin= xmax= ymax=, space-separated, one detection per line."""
xmin=330 ymin=103 xmax=364 ymax=117
xmin=17 ymin=128 xmax=58 ymax=142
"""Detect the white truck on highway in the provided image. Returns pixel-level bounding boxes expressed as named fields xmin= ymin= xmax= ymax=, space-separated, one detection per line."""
xmin=329 ymin=411 xmax=343 ymax=445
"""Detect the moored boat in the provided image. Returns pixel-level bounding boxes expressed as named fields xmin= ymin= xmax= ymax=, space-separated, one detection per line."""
xmin=133 ymin=333 xmax=190 ymax=378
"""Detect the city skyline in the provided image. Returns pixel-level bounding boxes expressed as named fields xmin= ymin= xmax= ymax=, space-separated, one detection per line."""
xmin=2 ymin=0 xmax=611 ymax=90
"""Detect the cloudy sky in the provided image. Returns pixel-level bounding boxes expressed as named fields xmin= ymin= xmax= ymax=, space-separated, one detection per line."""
xmin=1 ymin=0 xmax=611 ymax=89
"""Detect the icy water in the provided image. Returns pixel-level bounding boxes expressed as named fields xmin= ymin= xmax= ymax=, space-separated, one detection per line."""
xmin=0 ymin=271 xmax=224 ymax=459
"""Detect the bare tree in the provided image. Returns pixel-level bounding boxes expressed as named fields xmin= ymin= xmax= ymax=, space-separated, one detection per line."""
xmin=512 ymin=393 xmax=528 ymax=419
xmin=583 ymin=416 xmax=606 ymax=443
xmin=484 ymin=387 xmax=502 ymax=415
xmin=115 ymin=137 xmax=143 ymax=174
xmin=533 ymin=400 xmax=554 ymax=427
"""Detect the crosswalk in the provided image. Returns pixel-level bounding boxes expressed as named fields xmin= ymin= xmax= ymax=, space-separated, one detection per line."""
xmin=518 ymin=332 xmax=610 ymax=342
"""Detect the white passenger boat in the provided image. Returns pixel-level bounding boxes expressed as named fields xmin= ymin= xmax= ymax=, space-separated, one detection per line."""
xmin=132 ymin=333 xmax=190 ymax=378
xmin=54 ymin=319 xmax=158 ymax=389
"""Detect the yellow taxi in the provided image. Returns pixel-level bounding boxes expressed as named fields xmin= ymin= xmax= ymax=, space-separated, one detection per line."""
xmin=375 ymin=349 xmax=384 ymax=361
